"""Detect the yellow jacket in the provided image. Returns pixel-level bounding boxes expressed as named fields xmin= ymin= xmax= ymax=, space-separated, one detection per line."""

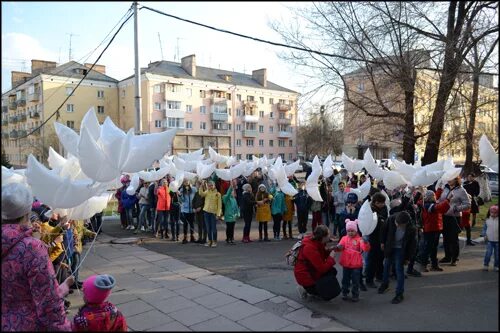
xmin=255 ymin=193 xmax=273 ymax=222
xmin=40 ymin=222 xmax=64 ymax=262
xmin=283 ymin=194 xmax=295 ymax=221
xmin=199 ymin=188 xmax=222 ymax=216
xmin=72 ymin=220 xmax=96 ymax=254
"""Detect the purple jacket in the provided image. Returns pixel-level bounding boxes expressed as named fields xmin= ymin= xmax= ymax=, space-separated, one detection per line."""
xmin=1 ymin=224 xmax=71 ymax=332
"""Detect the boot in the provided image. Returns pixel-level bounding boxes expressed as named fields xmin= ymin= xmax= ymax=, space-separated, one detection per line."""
xmin=182 ymin=236 xmax=188 ymax=244
xmin=190 ymin=234 xmax=196 ymax=243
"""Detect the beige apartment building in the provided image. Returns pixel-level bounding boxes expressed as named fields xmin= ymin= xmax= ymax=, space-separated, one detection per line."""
xmin=1 ymin=60 xmax=119 ymax=167
xmin=118 ymin=54 xmax=299 ymax=161
xmin=343 ymin=57 xmax=498 ymax=163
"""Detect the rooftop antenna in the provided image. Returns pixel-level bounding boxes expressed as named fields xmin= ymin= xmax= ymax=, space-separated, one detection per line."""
xmin=175 ymin=37 xmax=184 ymax=62
xmin=67 ymin=33 xmax=79 ymax=61
xmin=157 ymin=32 xmax=164 ymax=60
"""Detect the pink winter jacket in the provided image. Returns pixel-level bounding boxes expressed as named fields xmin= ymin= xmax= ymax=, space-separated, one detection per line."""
xmin=1 ymin=224 xmax=71 ymax=332
xmin=336 ymin=234 xmax=371 ymax=269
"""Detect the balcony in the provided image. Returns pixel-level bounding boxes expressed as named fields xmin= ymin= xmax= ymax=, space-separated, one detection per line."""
xmin=278 ymin=131 xmax=292 ymax=138
xmin=243 ymin=114 xmax=259 ymax=123
xmin=28 ymin=92 xmax=40 ymax=102
xmin=10 ymin=130 xmax=18 ymax=138
xmin=162 ymin=119 xmax=185 ymax=132
xmin=2 ymin=119 xmax=8 ymax=126
xmin=243 ymin=129 xmax=258 ymax=137
xmin=211 ymin=111 xmax=229 ymax=122
xmin=2 ymin=106 xmax=7 ymax=113
xmin=32 ymin=112 xmax=40 ymax=119
xmin=163 ymin=108 xmax=185 ymax=119
xmin=19 ymin=114 xmax=27 ymax=122
xmin=10 ymin=116 xmax=18 ymax=123
xmin=277 ymin=103 xmax=291 ymax=111
xmin=9 ymin=101 xmax=17 ymax=110
xmin=210 ymin=96 xmax=228 ymax=104
xmin=211 ymin=129 xmax=230 ymax=135
xmin=17 ymin=98 xmax=26 ymax=107
xmin=278 ymin=117 xmax=292 ymax=125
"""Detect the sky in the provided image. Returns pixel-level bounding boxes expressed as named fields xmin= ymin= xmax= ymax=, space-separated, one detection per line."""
xmin=1 ymin=1 xmax=315 ymax=102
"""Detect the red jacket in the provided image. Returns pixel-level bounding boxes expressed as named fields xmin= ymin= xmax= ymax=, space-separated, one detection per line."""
xmin=337 ymin=234 xmax=370 ymax=269
xmin=156 ymin=186 xmax=171 ymax=211
xmin=422 ymin=198 xmax=450 ymax=233
xmin=460 ymin=209 xmax=471 ymax=228
xmin=294 ymin=235 xmax=335 ymax=287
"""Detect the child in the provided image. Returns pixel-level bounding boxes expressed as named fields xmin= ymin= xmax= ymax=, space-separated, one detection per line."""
xmin=481 ymin=205 xmax=498 ymax=272
xmin=222 ymin=184 xmax=239 ymax=244
xmin=335 ymin=219 xmax=370 ymax=302
xmin=282 ymin=193 xmax=295 ymax=239
xmin=255 ymin=184 xmax=273 ymax=241
xmin=271 ymin=186 xmax=286 ymax=240
xmin=73 ymin=274 xmax=127 ymax=331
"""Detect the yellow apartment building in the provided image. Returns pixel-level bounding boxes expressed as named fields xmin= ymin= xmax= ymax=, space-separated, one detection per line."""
xmin=118 ymin=54 xmax=299 ymax=161
xmin=343 ymin=57 xmax=498 ymax=163
xmin=1 ymin=60 xmax=119 ymax=167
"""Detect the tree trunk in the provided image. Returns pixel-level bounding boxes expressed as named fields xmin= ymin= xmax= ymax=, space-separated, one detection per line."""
xmin=463 ymin=71 xmax=480 ymax=176
xmin=402 ymin=90 xmax=416 ymax=164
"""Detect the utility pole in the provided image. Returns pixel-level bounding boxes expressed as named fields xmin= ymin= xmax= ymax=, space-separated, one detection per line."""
xmin=157 ymin=32 xmax=164 ymax=60
xmin=134 ymin=1 xmax=142 ymax=133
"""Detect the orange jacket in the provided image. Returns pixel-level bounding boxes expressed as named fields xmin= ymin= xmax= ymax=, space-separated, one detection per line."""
xmin=156 ymin=186 xmax=171 ymax=211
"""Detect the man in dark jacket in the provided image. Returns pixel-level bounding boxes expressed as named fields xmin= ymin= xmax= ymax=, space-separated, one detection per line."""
xmin=365 ymin=192 xmax=388 ymax=288
xmin=378 ymin=211 xmax=417 ymax=304
xmin=294 ymin=182 xmax=310 ymax=239
xmin=463 ymin=173 xmax=480 ymax=244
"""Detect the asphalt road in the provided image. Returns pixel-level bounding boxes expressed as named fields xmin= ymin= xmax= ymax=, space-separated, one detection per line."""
xmin=102 ymin=216 xmax=498 ymax=331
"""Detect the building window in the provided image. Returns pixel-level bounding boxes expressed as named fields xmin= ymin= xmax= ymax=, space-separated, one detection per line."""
xmin=269 ymin=153 xmax=274 ymax=158
xmin=289 ymin=140 xmax=293 ymax=147
xmin=270 ymin=112 xmax=274 ymax=118
xmin=289 ymin=153 xmax=293 ymax=160
xmin=155 ymin=120 xmax=162 ymax=128
xmin=166 ymin=83 xmax=180 ymax=93
xmin=66 ymin=121 xmax=75 ymax=129
xmin=279 ymin=99 xmax=285 ymax=104
xmin=236 ymin=108 xmax=241 ymax=116
xmin=97 ymin=106 xmax=104 ymax=114
xmin=237 ymin=94 xmax=242 ymax=101
xmin=121 ymin=89 xmax=125 ymax=97
xmin=167 ymin=101 xmax=181 ymax=110
xmin=154 ymin=103 xmax=162 ymax=110
xmin=200 ymin=106 xmax=206 ymax=114
xmin=279 ymin=112 xmax=285 ymax=119
xmin=228 ymin=108 xmax=231 ymax=116
xmin=168 ymin=117 xmax=183 ymax=128
xmin=236 ymin=139 xmax=241 ymax=147
xmin=269 ymin=98 xmax=274 ymax=104
xmin=269 ymin=140 xmax=274 ymax=147
xmin=66 ymin=104 xmax=74 ymax=113
xmin=154 ymin=84 xmax=163 ymax=93
xmin=259 ymin=111 xmax=264 ymax=118
xmin=247 ymin=95 xmax=254 ymax=102
xmin=279 ymin=139 xmax=285 ymax=147
xmin=237 ymin=154 xmax=242 ymax=160
xmin=186 ymin=88 xmax=192 ymax=97
xmin=279 ymin=153 xmax=285 ymax=159
xmin=259 ymin=139 xmax=264 ymax=147
xmin=200 ymin=122 xmax=206 ymax=130
xmin=186 ymin=105 xmax=192 ymax=113
xmin=200 ymin=90 xmax=206 ymax=98
xmin=186 ymin=121 xmax=193 ymax=129
xmin=246 ymin=154 xmax=252 ymax=160
xmin=259 ymin=125 xmax=264 ymax=133
xmin=260 ymin=97 xmax=264 ymax=103
xmin=269 ymin=126 xmax=274 ymax=133
xmin=236 ymin=124 xmax=241 ymax=131
xmin=66 ymin=87 xmax=73 ymax=96
xmin=97 ymin=90 xmax=104 ymax=98
xmin=228 ymin=124 xmax=232 ymax=130
xmin=246 ymin=139 xmax=254 ymax=147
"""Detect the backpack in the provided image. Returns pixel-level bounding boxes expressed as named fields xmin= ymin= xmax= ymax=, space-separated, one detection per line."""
xmin=285 ymin=240 xmax=303 ymax=266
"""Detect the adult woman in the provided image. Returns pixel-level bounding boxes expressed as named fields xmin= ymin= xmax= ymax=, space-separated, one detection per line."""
xmin=255 ymin=184 xmax=273 ymax=241
xmin=2 ymin=183 xmax=73 ymax=331
xmin=463 ymin=173 xmax=480 ymax=245
xmin=437 ymin=177 xmax=471 ymax=266
xmin=179 ymin=179 xmax=197 ymax=244
xmin=199 ymin=180 xmax=222 ymax=247
xmin=240 ymin=183 xmax=256 ymax=243
xmin=156 ymin=178 xmax=171 ymax=239
xmin=136 ymin=181 xmax=150 ymax=233
xmin=294 ymin=225 xmax=340 ymax=301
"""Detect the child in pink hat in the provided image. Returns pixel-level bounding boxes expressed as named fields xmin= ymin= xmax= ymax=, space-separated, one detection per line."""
xmin=73 ymin=274 xmax=127 ymax=331
xmin=335 ymin=219 xmax=371 ymax=302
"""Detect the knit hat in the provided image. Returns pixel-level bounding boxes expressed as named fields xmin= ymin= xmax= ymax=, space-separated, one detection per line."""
xmin=345 ymin=219 xmax=358 ymax=231
xmin=2 ymin=183 xmax=33 ymax=220
xmin=258 ymin=184 xmax=266 ymax=191
xmin=120 ymin=175 xmax=130 ymax=184
xmin=83 ymin=274 xmax=116 ymax=304
xmin=242 ymin=184 xmax=252 ymax=192
xmin=490 ymin=205 xmax=498 ymax=215
xmin=424 ymin=190 xmax=436 ymax=202
xmin=346 ymin=193 xmax=358 ymax=204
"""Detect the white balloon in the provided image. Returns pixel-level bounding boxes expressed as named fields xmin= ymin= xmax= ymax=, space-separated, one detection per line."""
xmin=197 ymin=161 xmax=216 ymax=179
xmin=358 ymin=179 xmax=372 ymax=199
xmin=81 ymin=107 xmax=101 ymax=142
xmin=392 ymin=159 xmax=418 ymax=181
xmin=54 ymin=193 xmax=112 ymax=220
xmin=383 ymin=170 xmax=409 ymax=190
xmin=137 ymin=166 xmax=171 ymax=182
xmin=479 ymin=134 xmax=499 ymax=172
xmin=363 ymin=149 xmax=385 ymax=180
xmin=410 ymin=169 xmax=445 ymax=187
xmin=422 ymin=160 xmax=445 ymax=173
xmin=323 ymin=155 xmax=334 ymax=178
xmin=178 ymin=148 xmax=204 ymax=161
xmin=306 ymin=156 xmax=323 ymax=202
xmin=358 ymin=200 xmax=377 ymax=236
xmin=285 ymin=160 xmax=300 ymax=177
xmin=47 ymin=146 xmax=67 ymax=172
xmin=440 ymin=167 xmax=462 ymax=182
xmin=169 ymin=172 xmax=184 ymax=192
xmin=2 ymin=166 xmax=28 ymax=186
xmin=215 ymin=168 xmax=231 ymax=181
xmin=342 ymin=153 xmax=364 ymax=173
xmin=208 ymin=146 xmax=228 ymax=164
xmin=54 ymin=122 xmax=80 ymax=158
xmin=126 ymin=174 xmax=140 ymax=195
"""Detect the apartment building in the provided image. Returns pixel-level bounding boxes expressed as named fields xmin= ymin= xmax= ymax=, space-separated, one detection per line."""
xmin=1 ymin=60 xmax=119 ymax=167
xmin=118 ymin=54 xmax=299 ymax=161
xmin=342 ymin=52 xmax=498 ymax=163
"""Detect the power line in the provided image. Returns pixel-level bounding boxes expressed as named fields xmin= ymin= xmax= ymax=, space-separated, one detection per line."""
xmin=14 ymin=9 xmax=135 ymax=141
xmin=140 ymin=4 xmax=497 ymax=76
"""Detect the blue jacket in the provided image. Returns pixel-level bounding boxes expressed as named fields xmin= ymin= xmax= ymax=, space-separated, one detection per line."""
xmin=179 ymin=186 xmax=197 ymax=213
xmin=270 ymin=187 xmax=286 ymax=215
xmin=120 ymin=190 xmax=137 ymax=209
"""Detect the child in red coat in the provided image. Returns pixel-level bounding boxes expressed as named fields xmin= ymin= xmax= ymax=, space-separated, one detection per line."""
xmin=73 ymin=274 xmax=127 ymax=331
xmin=335 ymin=219 xmax=370 ymax=302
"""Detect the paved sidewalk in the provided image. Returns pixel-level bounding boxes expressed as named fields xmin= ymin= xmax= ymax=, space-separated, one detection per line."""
xmin=67 ymin=234 xmax=354 ymax=332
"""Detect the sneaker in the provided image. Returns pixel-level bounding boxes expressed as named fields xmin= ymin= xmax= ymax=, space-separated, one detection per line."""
xmin=230 ymin=241 xmax=236 ymax=245
xmin=378 ymin=283 xmax=389 ymax=294
xmin=366 ymin=281 xmax=378 ymax=289
xmin=351 ymin=295 xmax=360 ymax=302
xmin=430 ymin=266 xmax=444 ymax=272
xmin=212 ymin=242 xmax=217 ymax=248
xmin=342 ymin=294 xmax=350 ymax=301
xmin=482 ymin=266 xmax=489 ymax=271
xmin=466 ymin=241 xmax=476 ymax=246
xmin=439 ymin=257 xmax=451 ymax=264
xmin=130 ymin=226 xmax=135 ymax=230
xmin=126 ymin=225 xmax=131 ymax=230
xmin=140 ymin=226 xmax=145 ymax=231
xmin=391 ymin=293 xmax=404 ymax=304
xmin=182 ymin=239 xmax=188 ymax=244
xmin=450 ymin=261 xmax=457 ymax=266
xmin=407 ymin=270 xmax=422 ymax=277
xmin=204 ymin=241 xmax=211 ymax=247
xmin=264 ymin=238 xmax=271 ymax=242
xmin=296 ymin=286 xmax=308 ymax=300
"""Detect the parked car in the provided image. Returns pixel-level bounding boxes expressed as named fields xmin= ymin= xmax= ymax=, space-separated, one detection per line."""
xmin=455 ymin=164 xmax=495 ymax=173
xmin=485 ymin=171 xmax=498 ymax=196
